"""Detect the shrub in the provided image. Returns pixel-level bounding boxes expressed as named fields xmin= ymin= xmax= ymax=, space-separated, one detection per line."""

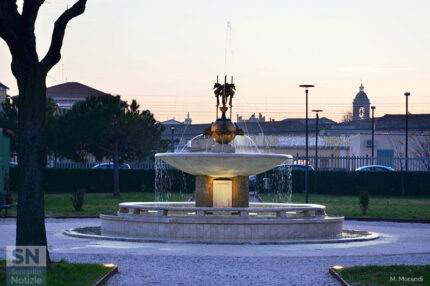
xmin=71 ymin=188 xmax=85 ymax=211
xmin=359 ymin=190 xmax=369 ymax=215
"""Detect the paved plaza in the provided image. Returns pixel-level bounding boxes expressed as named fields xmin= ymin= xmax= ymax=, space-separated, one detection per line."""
xmin=1 ymin=218 xmax=430 ymax=285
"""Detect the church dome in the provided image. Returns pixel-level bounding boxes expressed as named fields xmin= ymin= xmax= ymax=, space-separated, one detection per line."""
xmin=353 ymin=83 xmax=370 ymax=104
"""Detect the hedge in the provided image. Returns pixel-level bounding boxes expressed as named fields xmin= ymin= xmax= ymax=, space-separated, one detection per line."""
xmin=9 ymin=168 xmax=194 ymax=194
xmin=257 ymin=170 xmax=430 ymax=197
xmin=9 ymin=168 xmax=430 ymax=197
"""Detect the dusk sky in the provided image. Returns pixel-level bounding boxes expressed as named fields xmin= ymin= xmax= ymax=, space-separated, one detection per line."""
xmin=1 ymin=0 xmax=429 ymax=123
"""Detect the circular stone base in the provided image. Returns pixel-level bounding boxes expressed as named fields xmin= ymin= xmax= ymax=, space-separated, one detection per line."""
xmin=101 ymin=202 xmax=347 ymax=242
xmin=64 ymin=226 xmax=379 ymax=245
xmin=101 ymin=213 xmax=344 ymax=241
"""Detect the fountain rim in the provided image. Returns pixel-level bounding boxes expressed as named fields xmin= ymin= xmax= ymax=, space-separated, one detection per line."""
xmin=118 ymin=201 xmax=326 ymax=210
xmin=155 ymin=152 xmax=293 ymax=159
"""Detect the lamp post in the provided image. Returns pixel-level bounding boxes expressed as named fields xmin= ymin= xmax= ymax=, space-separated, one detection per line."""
xmin=371 ymin=106 xmax=375 ymax=164
xmin=299 ymin=84 xmax=314 ymax=204
xmin=405 ymin=92 xmax=410 ymax=171
xmin=312 ymin=109 xmax=322 ymax=194
xmin=170 ymin=126 xmax=175 ymax=153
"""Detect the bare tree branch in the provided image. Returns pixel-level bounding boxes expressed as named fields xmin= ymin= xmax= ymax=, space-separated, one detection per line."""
xmin=40 ymin=0 xmax=87 ymax=73
xmin=22 ymin=0 xmax=45 ymax=29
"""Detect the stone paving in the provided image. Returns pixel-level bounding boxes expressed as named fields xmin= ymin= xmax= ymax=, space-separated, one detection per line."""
xmin=1 ymin=218 xmax=430 ymax=285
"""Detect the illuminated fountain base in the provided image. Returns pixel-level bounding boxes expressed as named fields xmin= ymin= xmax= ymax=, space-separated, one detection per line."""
xmin=100 ymin=202 xmax=344 ymax=242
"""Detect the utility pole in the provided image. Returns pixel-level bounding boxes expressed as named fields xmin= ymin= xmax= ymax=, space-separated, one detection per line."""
xmin=371 ymin=106 xmax=375 ymax=164
xmin=299 ymin=84 xmax=314 ymax=204
xmin=405 ymin=92 xmax=410 ymax=171
xmin=312 ymin=109 xmax=323 ymax=194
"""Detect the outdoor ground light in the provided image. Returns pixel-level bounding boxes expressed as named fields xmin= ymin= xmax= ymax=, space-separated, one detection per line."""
xmin=332 ymin=265 xmax=344 ymax=270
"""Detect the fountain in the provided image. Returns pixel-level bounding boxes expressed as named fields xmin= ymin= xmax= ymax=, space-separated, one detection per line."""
xmin=99 ymin=77 xmax=347 ymax=243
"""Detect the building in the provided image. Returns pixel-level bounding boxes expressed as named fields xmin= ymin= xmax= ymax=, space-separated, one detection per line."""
xmin=350 ymin=133 xmax=429 ymax=170
xmin=352 ymin=83 xmax=370 ymax=121
xmin=237 ymin=113 xmax=266 ymax=123
xmin=162 ymin=119 xmax=183 ymax=125
xmin=159 ymin=82 xmax=429 ymax=170
xmin=46 ymin=82 xmax=107 ymax=109
xmin=161 ymin=118 xmax=339 ymax=154
xmin=162 ymin=113 xmax=193 ymax=126
xmin=184 ymin=112 xmax=192 ymax=124
xmin=0 ymin=83 xmax=9 ymax=104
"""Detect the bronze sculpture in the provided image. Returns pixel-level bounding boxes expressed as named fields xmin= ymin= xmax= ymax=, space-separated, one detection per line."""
xmin=204 ymin=76 xmax=244 ymax=144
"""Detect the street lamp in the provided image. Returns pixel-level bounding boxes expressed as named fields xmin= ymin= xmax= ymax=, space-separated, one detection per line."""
xmin=299 ymin=84 xmax=314 ymax=204
xmin=371 ymin=106 xmax=375 ymax=164
xmin=405 ymin=92 xmax=410 ymax=171
xmin=312 ymin=109 xmax=322 ymax=195
xmin=170 ymin=126 xmax=175 ymax=153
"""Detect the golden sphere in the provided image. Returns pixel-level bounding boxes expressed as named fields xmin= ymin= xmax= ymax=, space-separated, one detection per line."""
xmin=210 ymin=119 xmax=237 ymax=144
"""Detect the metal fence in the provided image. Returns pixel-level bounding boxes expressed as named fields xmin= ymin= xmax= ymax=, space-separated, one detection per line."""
xmin=293 ymin=155 xmax=430 ymax=171
xmin=10 ymin=156 xmax=430 ymax=171
xmin=45 ymin=161 xmax=156 ymax=169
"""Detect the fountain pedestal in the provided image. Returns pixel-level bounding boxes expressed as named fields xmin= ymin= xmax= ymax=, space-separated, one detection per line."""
xmin=195 ymin=176 xmax=249 ymax=208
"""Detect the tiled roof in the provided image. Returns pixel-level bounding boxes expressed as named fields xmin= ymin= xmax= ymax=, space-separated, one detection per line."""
xmin=162 ymin=119 xmax=183 ymax=125
xmin=46 ymin=82 xmax=106 ymax=99
xmin=376 ymin=114 xmax=430 ymax=130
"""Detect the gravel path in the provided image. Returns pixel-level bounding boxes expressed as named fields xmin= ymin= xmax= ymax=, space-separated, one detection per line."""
xmin=53 ymin=253 xmax=430 ymax=286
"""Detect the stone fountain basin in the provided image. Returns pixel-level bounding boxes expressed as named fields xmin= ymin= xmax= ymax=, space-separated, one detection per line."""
xmin=155 ymin=152 xmax=291 ymax=177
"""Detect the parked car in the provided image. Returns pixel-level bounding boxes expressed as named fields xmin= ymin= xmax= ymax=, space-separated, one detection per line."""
xmin=276 ymin=164 xmax=314 ymax=171
xmin=92 ymin=163 xmax=131 ymax=169
xmin=355 ymin=165 xmax=394 ymax=172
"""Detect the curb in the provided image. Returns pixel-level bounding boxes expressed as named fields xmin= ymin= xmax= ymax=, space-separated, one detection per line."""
xmin=329 ymin=268 xmax=350 ymax=286
xmin=63 ymin=227 xmax=380 ymax=245
xmin=345 ymin=217 xmax=430 ymax=224
xmin=94 ymin=265 xmax=118 ymax=286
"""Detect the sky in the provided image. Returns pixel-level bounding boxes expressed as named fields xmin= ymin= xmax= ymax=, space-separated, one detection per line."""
xmin=1 ymin=0 xmax=429 ymax=123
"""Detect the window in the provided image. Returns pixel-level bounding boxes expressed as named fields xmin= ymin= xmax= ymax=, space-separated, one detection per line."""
xmin=359 ymin=107 xmax=365 ymax=119
xmin=377 ymin=149 xmax=394 ymax=167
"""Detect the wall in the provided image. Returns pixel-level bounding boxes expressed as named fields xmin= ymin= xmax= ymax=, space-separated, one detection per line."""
xmin=350 ymin=133 xmax=429 ymax=158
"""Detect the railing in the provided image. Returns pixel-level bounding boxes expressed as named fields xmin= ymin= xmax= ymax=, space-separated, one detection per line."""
xmin=43 ymin=161 xmax=156 ymax=169
xmin=117 ymin=202 xmax=327 ymax=218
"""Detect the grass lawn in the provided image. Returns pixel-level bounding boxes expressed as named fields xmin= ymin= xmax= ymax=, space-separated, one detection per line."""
xmin=333 ymin=265 xmax=430 ymax=286
xmin=6 ymin=192 xmax=430 ymax=219
xmin=7 ymin=192 xmax=191 ymax=217
xmin=0 ymin=260 xmax=114 ymax=286
xmin=260 ymin=193 xmax=430 ymax=220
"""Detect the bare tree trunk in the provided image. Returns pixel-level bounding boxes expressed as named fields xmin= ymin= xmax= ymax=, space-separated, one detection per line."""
xmin=15 ymin=68 xmax=50 ymax=262
xmin=113 ymin=140 xmax=120 ymax=196
xmin=1 ymin=0 xmax=87 ymax=265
